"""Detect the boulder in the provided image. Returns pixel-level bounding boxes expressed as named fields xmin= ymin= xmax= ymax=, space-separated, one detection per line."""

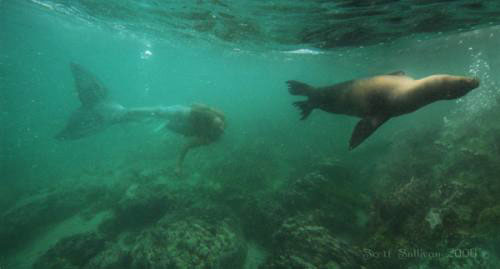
xmin=130 ymin=215 xmax=247 ymax=269
xmin=261 ymin=213 xmax=367 ymax=269
xmin=33 ymin=232 xmax=106 ymax=269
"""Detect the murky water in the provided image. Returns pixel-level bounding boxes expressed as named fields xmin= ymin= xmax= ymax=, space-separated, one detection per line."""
xmin=2 ymin=1 xmax=500 ymax=268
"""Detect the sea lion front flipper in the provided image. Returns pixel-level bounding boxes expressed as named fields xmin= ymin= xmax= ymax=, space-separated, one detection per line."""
xmin=349 ymin=116 xmax=389 ymax=150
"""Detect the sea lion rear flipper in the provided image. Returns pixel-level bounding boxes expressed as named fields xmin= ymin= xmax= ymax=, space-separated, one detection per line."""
xmin=287 ymin=80 xmax=316 ymax=120
xmin=287 ymin=80 xmax=314 ymax=96
xmin=293 ymin=101 xmax=314 ymax=120
xmin=349 ymin=116 xmax=389 ymax=150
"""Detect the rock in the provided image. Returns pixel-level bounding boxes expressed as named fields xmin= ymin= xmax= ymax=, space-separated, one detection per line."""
xmin=237 ymin=171 xmax=367 ymax=248
xmin=367 ymin=177 xmax=499 ymax=267
xmin=407 ymin=246 xmax=496 ymax=269
xmin=0 ymin=183 xmax=110 ymax=255
xmin=315 ymin=157 xmax=351 ymax=181
xmin=476 ymin=204 xmax=500 ymax=250
xmin=85 ymin=243 xmax=132 ymax=269
xmin=261 ymin=213 xmax=367 ymax=269
xmin=99 ymin=182 xmax=176 ymax=237
xmin=279 ymin=172 xmax=366 ymax=236
xmin=130 ymin=215 xmax=247 ymax=269
xmin=280 ymin=172 xmax=330 ymax=212
xmin=239 ymin=195 xmax=286 ymax=247
xmin=33 ymin=232 xmax=106 ymax=269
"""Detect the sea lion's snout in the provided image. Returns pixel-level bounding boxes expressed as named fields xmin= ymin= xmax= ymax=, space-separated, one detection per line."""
xmin=442 ymin=76 xmax=480 ymax=99
xmin=468 ymin=77 xmax=480 ymax=89
xmin=461 ymin=77 xmax=480 ymax=95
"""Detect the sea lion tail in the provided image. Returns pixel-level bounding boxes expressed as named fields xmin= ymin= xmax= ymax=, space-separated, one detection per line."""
xmin=286 ymin=80 xmax=314 ymax=97
xmin=293 ymin=101 xmax=314 ymax=120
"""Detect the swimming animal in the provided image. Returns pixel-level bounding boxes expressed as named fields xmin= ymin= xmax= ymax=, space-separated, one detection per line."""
xmin=55 ymin=63 xmax=128 ymax=140
xmin=55 ymin=63 xmax=222 ymax=143
xmin=287 ymin=72 xmax=480 ymax=150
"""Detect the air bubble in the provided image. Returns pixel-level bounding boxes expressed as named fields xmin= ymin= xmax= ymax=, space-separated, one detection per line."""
xmin=140 ymin=50 xmax=153 ymax=59
xmin=457 ymin=52 xmax=498 ymax=117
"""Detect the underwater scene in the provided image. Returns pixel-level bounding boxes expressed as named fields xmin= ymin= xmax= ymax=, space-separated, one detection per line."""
xmin=2 ymin=0 xmax=500 ymax=268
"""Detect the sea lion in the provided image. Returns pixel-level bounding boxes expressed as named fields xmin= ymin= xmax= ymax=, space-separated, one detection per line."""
xmin=287 ymin=72 xmax=480 ymax=150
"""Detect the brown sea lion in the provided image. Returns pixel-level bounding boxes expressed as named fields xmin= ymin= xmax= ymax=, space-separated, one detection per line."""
xmin=287 ymin=72 xmax=480 ymax=150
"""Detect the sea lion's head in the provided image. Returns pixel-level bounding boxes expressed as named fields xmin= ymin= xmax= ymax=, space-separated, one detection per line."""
xmin=442 ymin=76 xmax=480 ymax=99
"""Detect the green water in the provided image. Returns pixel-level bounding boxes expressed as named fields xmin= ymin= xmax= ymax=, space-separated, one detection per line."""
xmin=2 ymin=1 xmax=500 ymax=268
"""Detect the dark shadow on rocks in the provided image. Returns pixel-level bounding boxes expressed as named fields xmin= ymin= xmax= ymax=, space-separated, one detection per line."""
xmin=98 ymin=182 xmax=179 ymax=239
xmin=0 ymin=183 xmax=113 ymax=256
xmin=33 ymin=232 xmax=106 ymax=269
xmin=236 ymin=171 xmax=370 ymax=249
